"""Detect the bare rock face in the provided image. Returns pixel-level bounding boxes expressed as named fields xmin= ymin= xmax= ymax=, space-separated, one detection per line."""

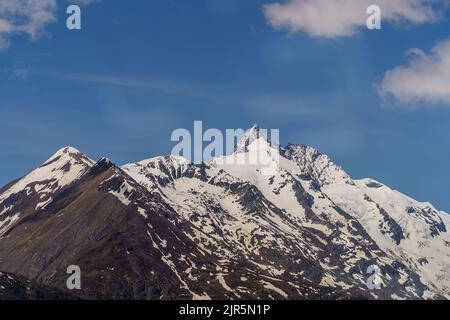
xmin=0 ymin=129 xmax=449 ymax=300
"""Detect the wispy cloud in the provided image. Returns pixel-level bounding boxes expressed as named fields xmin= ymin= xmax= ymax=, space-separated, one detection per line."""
xmin=263 ymin=0 xmax=444 ymax=38
xmin=241 ymin=95 xmax=338 ymax=120
xmin=53 ymin=72 xmax=211 ymax=99
xmin=52 ymin=72 xmax=336 ymax=116
xmin=378 ymin=38 xmax=450 ymax=107
xmin=3 ymin=64 xmax=32 ymax=80
xmin=49 ymin=70 xmax=356 ymax=122
xmin=13 ymin=66 xmax=30 ymax=79
xmin=68 ymin=0 xmax=99 ymax=5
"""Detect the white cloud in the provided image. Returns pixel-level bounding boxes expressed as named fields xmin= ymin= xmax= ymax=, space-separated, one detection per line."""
xmin=0 ymin=0 xmax=98 ymax=51
xmin=0 ymin=0 xmax=57 ymax=50
xmin=263 ymin=0 xmax=443 ymax=38
xmin=379 ymin=38 xmax=450 ymax=106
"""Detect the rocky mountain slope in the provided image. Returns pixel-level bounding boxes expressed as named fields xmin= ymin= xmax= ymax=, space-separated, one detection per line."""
xmin=0 ymin=126 xmax=448 ymax=300
xmin=0 ymin=271 xmax=72 ymax=300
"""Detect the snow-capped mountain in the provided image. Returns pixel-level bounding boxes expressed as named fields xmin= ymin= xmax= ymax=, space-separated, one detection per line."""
xmin=0 ymin=125 xmax=448 ymax=300
xmin=0 ymin=147 xmax=94 ymax=237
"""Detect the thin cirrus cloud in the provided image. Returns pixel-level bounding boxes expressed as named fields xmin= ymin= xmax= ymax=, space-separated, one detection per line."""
xmin=69 ymin=0 xmax=101 ymax=5
xmin=0 ymin=0 xmax=97 ymax=51
xmin=263 ymin=0 xmax=443 ymax=38
xmin=378 ymin=38 xmax=450 ymax=107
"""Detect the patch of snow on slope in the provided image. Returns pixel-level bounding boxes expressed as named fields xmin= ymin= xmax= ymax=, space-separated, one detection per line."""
xmin=0 ymin=213 xmax=20 ymax=237
xmin=122 ymin=155 xmax=189 ymax=189
xmin=355 ymin=178 xmax=450 ymax=297
xmin=36 ymin=198 xmax=53 ymax=210
xmin=261 ymin=280 xmax=288 ymax=299
xmin=214 ymin=137 xmax=297 ymax=181
xmin=109 ymin=181 xmax=134 ymax=206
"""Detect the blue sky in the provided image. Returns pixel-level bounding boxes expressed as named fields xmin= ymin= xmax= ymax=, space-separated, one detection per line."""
xmin=1 ymin=0 xmax=450 ymax=212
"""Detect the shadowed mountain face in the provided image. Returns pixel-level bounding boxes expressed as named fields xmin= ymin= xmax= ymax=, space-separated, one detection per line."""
xmin=0 ymin=271 xmax=73 ymax=300
xmin=0 ymin=127 xmax=449 ymax=300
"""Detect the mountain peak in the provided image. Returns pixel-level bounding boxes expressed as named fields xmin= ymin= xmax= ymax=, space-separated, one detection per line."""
xmin=250 ymin=122 xmax=261 ymax=131
xmin=52 ymin=146 xmax=83 ymax=159
xmin=0 ymin=147 xmax=94 ymax=204
xmin=43 ymin=146 xmax=82 ymax=165
xmin=56 ymin=146 xmax=81 ymax=155
xmin=39 ymin=147 xmax=94 ymax=171
xmin=235 ymin=124 xmax=270 ymax=153
xmin=91 ymin=157 xmax=114 ymax=171
xmin=85 ymin=157 xmax=121 ymax=178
